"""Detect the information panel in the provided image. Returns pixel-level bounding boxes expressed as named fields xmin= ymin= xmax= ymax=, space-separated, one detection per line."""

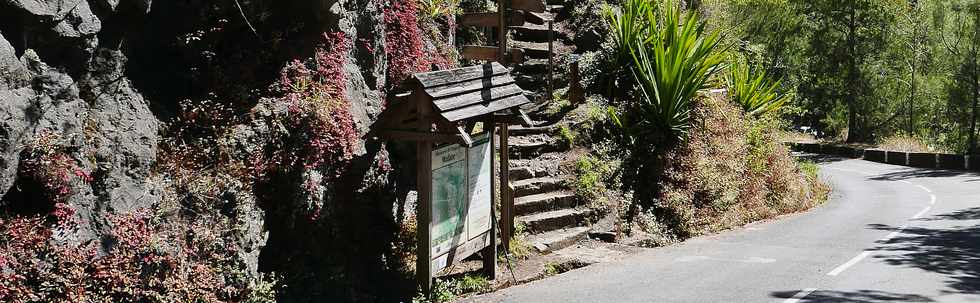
xmin=429 ymin=133 xmax=493 ymax=271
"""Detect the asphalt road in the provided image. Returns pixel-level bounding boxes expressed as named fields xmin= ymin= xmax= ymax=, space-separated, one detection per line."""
xmin=471 ymin=159 xmax=980 ymax=302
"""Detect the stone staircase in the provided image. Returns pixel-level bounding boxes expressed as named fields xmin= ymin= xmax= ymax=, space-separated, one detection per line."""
xmin=509 ymin=0 xmax=577 ymax=110
xmin=502 ymin=0 xmax=590 ymax=254
xmin=505 ymin=124 xmax=594 ymax=254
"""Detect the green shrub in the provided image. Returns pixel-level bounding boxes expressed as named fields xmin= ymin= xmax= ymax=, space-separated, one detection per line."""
xmin=726 ymin=56 xmax=791 ymax=116
xmin=607 ymin=0 xmax=725 ymax=207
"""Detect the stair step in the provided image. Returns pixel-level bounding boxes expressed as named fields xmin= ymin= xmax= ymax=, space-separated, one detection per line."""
xmin=514 ymin=177 xmax=564 ymax=197
xmin=529 ymin=227 xmax=590 ymax=253
xmin=510 ymin=140 xmax=566 ymax=159
xmin=509 ymin=124 xmax=554 ymax=136
xmin=515 ymin=191 xmax=577 ymax=216
xmin=509 ymin=166 xmax=549 ymax=181
xmin=509 ymin=25 xmax=565 ymax=43
xmin=513 ymin=59 xmax=551 ymax=74
xmin=518 ymin=208 xmax=594 ymax=234
xmin=525 ymin=11 xmax=551 ymax=25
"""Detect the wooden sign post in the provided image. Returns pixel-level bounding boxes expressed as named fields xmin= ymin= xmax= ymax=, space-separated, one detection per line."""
xmin=369 ymin=63 xmax=533 ymax=295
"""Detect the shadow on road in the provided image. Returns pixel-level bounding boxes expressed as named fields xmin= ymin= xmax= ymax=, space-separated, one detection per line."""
xmin=867 ymin=211 xmax=980 ymax=295
xmin=770 ymin=289 xmax=934 ymax=302
xmin=865 ymin=167 xmax=980 ymax=182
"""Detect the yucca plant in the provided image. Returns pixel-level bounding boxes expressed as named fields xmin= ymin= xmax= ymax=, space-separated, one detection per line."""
xmin=726 ymin=56 xmax=791 ymax=116
xmin=611 ymin=0 xmax=725 ymax=146
xmin=604 ymin=0 xmax=655 ymax=63
xmin=609 ymin=0 xmax=725 ymax=209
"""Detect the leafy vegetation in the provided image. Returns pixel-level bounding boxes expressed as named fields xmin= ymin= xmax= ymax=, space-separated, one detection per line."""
xmin=726 ymin=56 xmax=791 ymax=116
xmin=606 ymin=0 xmax=725 ymax=207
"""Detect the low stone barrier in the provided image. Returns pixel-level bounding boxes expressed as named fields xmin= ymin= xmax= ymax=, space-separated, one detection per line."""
xmin=886 ymin=151 xmax=908 ymax=166
xmin=907 ymin=153 xmax=937 ymax=168
xmin=938 ymin=154 xmax=966 ymax=170
xmin=786 ymin=141 xmax=978 ymax=171
xmin=864 ymin=149 xmax=886 ymax=163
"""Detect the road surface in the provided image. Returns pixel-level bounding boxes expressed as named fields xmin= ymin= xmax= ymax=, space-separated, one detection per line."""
xmin=471 ymin=159 xmax=980 ymax=302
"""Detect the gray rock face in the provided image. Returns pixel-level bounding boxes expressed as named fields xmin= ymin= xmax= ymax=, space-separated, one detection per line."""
xmin=79 ymin=48 xmax=160 ymax=213
xmin=0 ymin=35 xmax=30 ymax=90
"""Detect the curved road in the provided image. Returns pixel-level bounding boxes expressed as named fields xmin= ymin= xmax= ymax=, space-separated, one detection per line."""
xmin=472 ymin=159 xmax=980 ymax=302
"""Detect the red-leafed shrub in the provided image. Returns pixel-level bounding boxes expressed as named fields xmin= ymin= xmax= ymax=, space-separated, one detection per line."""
xmin=0 ymin=210 xmax=258 ymax=302
xmin=384 ymin=0 xmax=430 ymax=89
xmin=18 ymin=132 xmax=92 ymax=204
xmin=265 ymin=32 xmax=358 ymax=178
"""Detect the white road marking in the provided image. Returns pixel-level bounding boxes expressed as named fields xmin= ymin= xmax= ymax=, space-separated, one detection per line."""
xmin=912 ymin=206 xmax=932 ymax=219
xmin=929 ymin=194 xmax=936 ymax=205
xmin=782 ymin=288 xmax=818 ymax=303
xmin=827 ymin=251 xmax=872 ymax=276
xmin=881 ymin=224 xmax=908 ymax=241
xmin=916 ymin=184 xmax=932 ymax=193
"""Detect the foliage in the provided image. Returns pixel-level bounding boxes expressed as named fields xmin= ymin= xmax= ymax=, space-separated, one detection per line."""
xmin=18 ymin=132 xmax=92 ymax=205
xmin=418 ymin=0 xmax=461 ymax=19
xmin=0 ymin=210 xmax=270 ymax=302
xmin=604 ymin=0 xmax=655 ymax=65
xmin=649 ymin=95 xmax=829 ymax=238
xmin=573 ymin=154 xmax=615 ymax=204
xmin=606 ymin=0 xmax=725 ymax=209
xmin=385 ymin=0 xmax=436 ymax=92
xmin=726 ymin=56 xmax=791 ymax=116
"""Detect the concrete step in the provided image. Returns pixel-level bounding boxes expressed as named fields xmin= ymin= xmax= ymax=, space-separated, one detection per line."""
xmin=528 ymin=227 xmax=590 ymax=253
xmin=515 ymin=191 xmax=578 ymax=216
xmin=508 ymin=166 xmax=549 ymax=181
xmin=513 ymin=59 xmax=551 ymax=74
xmin=510 ymin=139 xmax=566 ymax=159
xmin=508 ymin=124 xmax=554 ymax=136
xmin=518 ymin=208 xmax=594 ymax=234
xmin=513 ymin=177 xmax=564 ymax=197
xmin=515 ymin=42 xmax=553 ymax=60
xmin=509 ymin=24 xmax=566 ymax=43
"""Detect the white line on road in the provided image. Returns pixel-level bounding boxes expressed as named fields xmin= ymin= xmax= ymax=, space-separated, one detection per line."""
xmin=882 ymin=224 xmax=908 ymax=241
xmin=912 ymin=206 xmax=932 ymax=219
xmin=916 ymin=184 xmax=932 ymax=193
xmin=827 ymin=251 xmax=872 ymax=276
xmin=929 ymin=194 xmax=936 ymax=205
xmin=782 ymin=288 xmax=818 ymax=303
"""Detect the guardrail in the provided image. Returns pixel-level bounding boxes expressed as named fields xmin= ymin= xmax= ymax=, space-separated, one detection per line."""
xmin=785 ymin=142 xmax=980 ymax=171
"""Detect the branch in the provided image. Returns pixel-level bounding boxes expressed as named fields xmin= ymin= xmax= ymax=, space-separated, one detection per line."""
xmin=234 ymin=0 xmax=261 ymax=40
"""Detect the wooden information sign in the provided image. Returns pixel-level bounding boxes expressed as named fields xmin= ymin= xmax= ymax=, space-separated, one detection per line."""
xmin=368 ymin=63 xmax=533 ymax=295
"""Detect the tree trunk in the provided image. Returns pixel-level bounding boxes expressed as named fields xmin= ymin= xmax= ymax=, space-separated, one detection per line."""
xmin=970 ymin=58 xmax=979 ymax=154
xmin=846 ymin=4 xmax=861 ymax=143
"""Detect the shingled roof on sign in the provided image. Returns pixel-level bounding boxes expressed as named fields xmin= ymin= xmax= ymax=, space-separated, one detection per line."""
xmin=412 ymin=62 xmax=532 ymax=122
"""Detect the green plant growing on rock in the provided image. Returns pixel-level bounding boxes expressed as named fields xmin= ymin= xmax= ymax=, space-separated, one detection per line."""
xmin=726 ymin=56 xmax=791 ymax=116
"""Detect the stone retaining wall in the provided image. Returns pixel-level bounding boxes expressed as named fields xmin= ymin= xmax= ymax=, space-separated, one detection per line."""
xmin=786 ymin=142 xmax=977 ymax=171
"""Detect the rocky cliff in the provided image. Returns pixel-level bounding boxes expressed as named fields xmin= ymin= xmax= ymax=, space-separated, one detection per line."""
xmin=0 ymin=0 xmax=456 ymax=301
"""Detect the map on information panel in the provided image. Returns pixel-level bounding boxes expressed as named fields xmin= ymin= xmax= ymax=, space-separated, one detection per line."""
xmin=429 ymin=133 xmax=493 ymax=260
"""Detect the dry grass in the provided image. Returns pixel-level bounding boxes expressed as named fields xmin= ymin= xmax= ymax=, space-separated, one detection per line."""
xmin=876 ymin=134 xmax=950 ymax=153
xmin=644 ymin=95 xmax=830 ymax=239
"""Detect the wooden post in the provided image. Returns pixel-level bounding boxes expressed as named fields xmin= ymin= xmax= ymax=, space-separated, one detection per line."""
xmin=415 ymin=92 xmax=433 ymax=295
xmin=548 ymin=19 xmax=555 ymax=102
xmin=499 ymin=122 xmax=512 ymax=250
xmin=498 ymin=0 xmax=508 ymax=63
xmin=482 ymin=117 xmax=498 ymax=279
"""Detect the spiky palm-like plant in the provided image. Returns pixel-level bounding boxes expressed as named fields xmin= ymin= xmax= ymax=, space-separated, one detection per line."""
xmin=609 ymin=0 xmax=725 ymax=208
xmin=726 ymin=57 xmax=791 ymax=116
